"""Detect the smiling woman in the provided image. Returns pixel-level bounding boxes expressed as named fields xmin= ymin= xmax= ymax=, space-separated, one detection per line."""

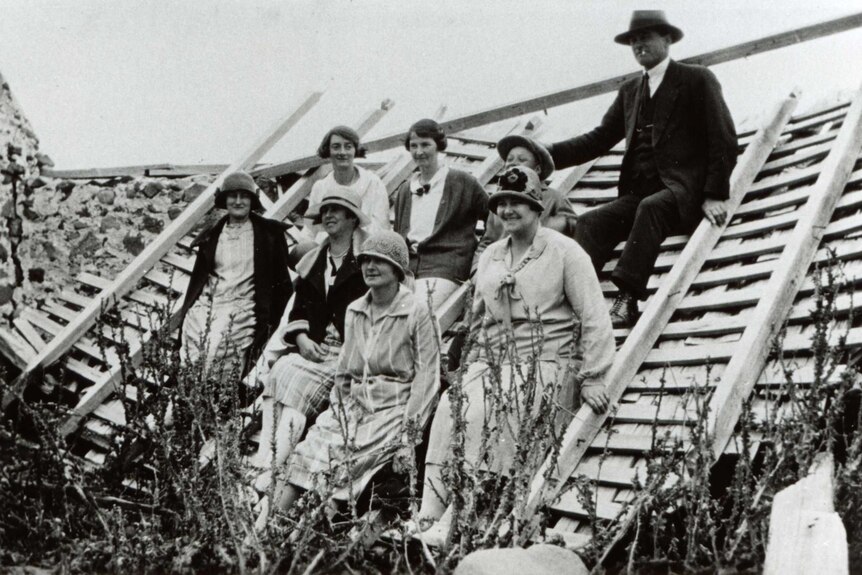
xmin=257 ymin=230 xmax=440 ymax=528
xmin=303 ymin=125 xmax=390 ymax=243
xmin=178 ymin=171 xmax=292 ymax=378
xmin=251 ymin=187 xmax=370 ymax=492
xmin=414 ymin=166 xmax=616 ymax=541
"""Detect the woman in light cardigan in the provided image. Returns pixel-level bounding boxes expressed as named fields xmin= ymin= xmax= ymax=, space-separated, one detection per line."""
xmin=415 ymin=166 xmax=615 ymax=541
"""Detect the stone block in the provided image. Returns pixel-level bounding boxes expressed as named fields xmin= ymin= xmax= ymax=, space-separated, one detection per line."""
xmin=453 ymin=545 xmax=589 ymax=575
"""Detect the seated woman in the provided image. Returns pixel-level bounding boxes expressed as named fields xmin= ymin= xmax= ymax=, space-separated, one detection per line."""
xmin=393 ymin=119 xmax=488 ymax=311
xmin=415 ymin=166 xmax=615 ymax=538
xmin=180 ymin=171 xmax=291 ymax=378
xmin=479 ymin=135 xmax=577 ymax=249
xmin=250 ymin=188 xmax=371 ymax=491
xmin=257 ymin=230 xmax=440 ymax=527
xmin=304 ymin=125 xmax=390 ymax=243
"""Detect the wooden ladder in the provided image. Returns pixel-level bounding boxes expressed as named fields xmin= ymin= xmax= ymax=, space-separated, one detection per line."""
xmin=521 ymin=82 xmax=862 ymax=552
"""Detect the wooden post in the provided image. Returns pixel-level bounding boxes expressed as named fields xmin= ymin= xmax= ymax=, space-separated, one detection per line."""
xmin=708 ymin=79 xmax=862 ymax=458
xmin=251 ymin=99 xmax=394 ymax=181
xmin=2 ymin=91 xmax=323 ymax=410
xmin=520 ymin=91 xmax=800 ymax=534
xmin=764 ymin=452 xmax=848 ymax=575
xmin=254 ymin=13 xmax=862 ymax=180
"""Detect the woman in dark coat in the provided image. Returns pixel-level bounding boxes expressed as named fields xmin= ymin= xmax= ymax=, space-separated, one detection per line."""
xmin=250 ymin=187 xmax=370 ymax=491
xmin=179 ymin=171 xmax=292 ymax=379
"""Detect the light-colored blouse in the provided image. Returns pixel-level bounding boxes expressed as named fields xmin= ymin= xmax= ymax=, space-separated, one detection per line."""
xmin=472 ymin=226 xmax=614 ymax=389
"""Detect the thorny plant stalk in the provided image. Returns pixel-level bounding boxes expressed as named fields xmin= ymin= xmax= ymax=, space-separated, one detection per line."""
xmin=2 ymin=252 xmax=861 ymax=573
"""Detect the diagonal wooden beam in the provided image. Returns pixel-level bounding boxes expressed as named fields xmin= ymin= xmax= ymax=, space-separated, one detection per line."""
xmin=595 ymin=80 xmax=862 ymax=568
xmin=253 ymin=12 xmax=862 ymax=180
xmin=2 ymin=91 xmax=323 ymax=410
xmin=520 ymin=91 xmax=801 ymax=537
xmin=708 ymin=80 xmax=862 ymax=458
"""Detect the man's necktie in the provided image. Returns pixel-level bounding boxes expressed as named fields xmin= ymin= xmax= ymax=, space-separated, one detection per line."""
xmin=414 ymin=184 xmax=430 ymax=197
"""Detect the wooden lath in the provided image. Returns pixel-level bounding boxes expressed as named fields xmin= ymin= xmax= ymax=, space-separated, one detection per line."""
xmin=708 ymin=80 xmax=862 ymax=457
xmin=520 ymin=91 xmax=801 ymax=536
xmin=252 ymin=12 xmax=862 ymax=180
xmin=587 ymin=81 xmax=862 ymax=566
xmin=52 ymin=102 xmax=395 ymax=438
xmin=2 ymin=91 xmax=324 ymax=410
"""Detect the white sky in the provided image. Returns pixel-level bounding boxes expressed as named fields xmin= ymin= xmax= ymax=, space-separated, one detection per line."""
xmin=0 ymin=0 xmax=860 ymax=168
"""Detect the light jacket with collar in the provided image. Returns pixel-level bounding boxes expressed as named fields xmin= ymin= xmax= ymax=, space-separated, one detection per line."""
xmin=180 ymin=212 xmax=292 ymax=355
xmin=472 ymin=227 xmax=615 ymax=389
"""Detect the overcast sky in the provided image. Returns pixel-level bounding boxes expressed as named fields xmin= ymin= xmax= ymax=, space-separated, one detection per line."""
xmin=0 ymin=0 xmax=860 ymax=168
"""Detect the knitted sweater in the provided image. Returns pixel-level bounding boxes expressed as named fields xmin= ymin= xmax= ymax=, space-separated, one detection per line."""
xmin=393 ymin=168 xmax=488 ymax=283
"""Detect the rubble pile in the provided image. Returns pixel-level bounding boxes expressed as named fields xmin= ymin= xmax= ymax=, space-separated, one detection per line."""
xmin=0 ymin=71 xmax=214 ymax=328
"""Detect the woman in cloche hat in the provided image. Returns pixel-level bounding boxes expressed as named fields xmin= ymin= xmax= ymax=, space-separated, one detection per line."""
xmin=179 ymin=170 xmax=291 ymax=377
xmin=414 ymin=166 xmax=616 ymax=543
xmin=250 ymin=187 xmax=371 ymax=492
xmin=256 ymin=230 xmax=440 ymax=528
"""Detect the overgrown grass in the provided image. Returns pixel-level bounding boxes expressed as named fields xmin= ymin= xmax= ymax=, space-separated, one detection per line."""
xmin=1 ymin=256 xmax=860 ymax=573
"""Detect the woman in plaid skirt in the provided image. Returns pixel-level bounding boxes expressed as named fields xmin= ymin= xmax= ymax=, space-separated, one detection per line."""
xmin=251 ymin=188 xmax=370 ymax=492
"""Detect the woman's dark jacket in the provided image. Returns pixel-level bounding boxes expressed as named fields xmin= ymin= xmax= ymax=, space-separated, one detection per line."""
xmin=179 ymin=212 xmax=293 ymax=354
xmin=282 ymin=238 xmax=368 ymax=346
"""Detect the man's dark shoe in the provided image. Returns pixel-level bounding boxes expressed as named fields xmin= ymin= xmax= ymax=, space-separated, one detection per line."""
xmin=610 ymin=291 xmax=638 ymax=328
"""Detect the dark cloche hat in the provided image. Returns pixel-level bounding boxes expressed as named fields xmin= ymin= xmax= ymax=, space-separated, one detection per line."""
xmin=488 ymin=166 xmax=545 ymax=214
xmin=614 ymin=10 xmax=684 ymax=45
xmin=214 ymin=171 xmax=264 ymax=212
xmin=496 ymin=135 xmax=555 ymax=181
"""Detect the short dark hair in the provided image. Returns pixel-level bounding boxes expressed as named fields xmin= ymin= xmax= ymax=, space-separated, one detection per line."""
xmin=403 ymin=118 xmax=447 ymax=152
xmin=317 ymin=125 xmax=367 ymax=159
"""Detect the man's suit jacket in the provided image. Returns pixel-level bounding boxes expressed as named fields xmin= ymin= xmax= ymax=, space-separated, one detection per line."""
xmin=548 ymin=60 xmax=737 ymax=228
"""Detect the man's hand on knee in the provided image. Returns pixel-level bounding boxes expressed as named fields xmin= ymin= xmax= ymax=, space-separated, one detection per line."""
xmin=702 ymin=198 xmax=727 ymax=226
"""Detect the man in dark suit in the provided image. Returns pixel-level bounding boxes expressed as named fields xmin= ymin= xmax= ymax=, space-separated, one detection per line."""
xmin=548 ymin=11 xmax=737 ymax=327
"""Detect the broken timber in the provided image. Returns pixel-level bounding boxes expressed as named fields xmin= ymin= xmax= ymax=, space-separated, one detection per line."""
xmin=763 ymin=452 xmax=848 ymax=575
xmin=2 ymin=91 xmax=324 ymax=410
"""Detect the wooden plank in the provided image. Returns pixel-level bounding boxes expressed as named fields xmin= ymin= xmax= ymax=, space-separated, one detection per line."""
xmin=13 ymin=316 xmax=47 ymax=352
xmin=255 ymin=12 xmax=862 ymax=179
xmin=0 ymin=326 xmax=37 ymax=368
xmin=4 ymin=91 xmax=323 ymax=410
xmin=523 ymin=92 xmax=799 ymax=536
xmin=553 ymin=485 xmax=626 ymax=521
xmin=763 ymin=453 xmax=848 ymax=575
xmin=708 ymin=82 xmax=862 ymax=459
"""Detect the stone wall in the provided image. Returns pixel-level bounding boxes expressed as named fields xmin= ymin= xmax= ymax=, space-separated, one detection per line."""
xmin=0 ymin=70 xmax=214 ymax=329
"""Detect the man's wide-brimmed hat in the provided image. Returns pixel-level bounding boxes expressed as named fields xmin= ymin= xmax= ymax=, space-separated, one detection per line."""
xmin=305 ymin=187 xmax=371 ymax=227
xmin=214 ymin=171 xmax=265 ymax=212
xmin=496 ymin=135 xmax=555 ymax=181
xmin=614 ymin=10 xmax=684 ymax=45
xmin=488 ymin=166 xmax=545 ymax=214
